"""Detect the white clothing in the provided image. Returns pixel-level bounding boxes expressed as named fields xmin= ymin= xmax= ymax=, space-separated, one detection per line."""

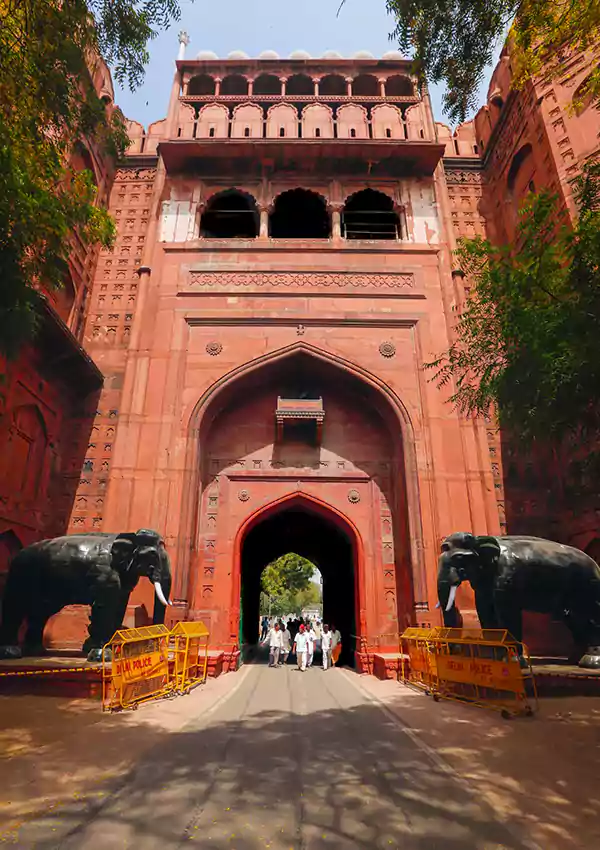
xmin=307 ymin=629 xmax=316 ymax=648
xmin=297 ymin=650 xmax=308 ymax=671
xmin=331 ymin=629 xmax=341 ymax=647
xmin=267 ymin=628 xmax=283 ymax=649
xmin=281 ymin=629 xmax=291 ymax=651
xmin=321 ymin=632 xmax=333 ymax=652
xmin=294 ymin=632 xmax=309 ymax=653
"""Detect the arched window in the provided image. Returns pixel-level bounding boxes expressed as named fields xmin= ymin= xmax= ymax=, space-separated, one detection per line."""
xmin=187 ymin=74 xmax=216 ymax=96
xmin=352 ymin=74 xmax=379 ymax=97
xmin=507 ymin=144 xmax=534 ymax=195
xmin=221 ymin=75 xmax=248 ymax=96
xmin=270 ymin=189 xmax=330 ymax=239
xmin=253 ymin=74 xmax=281 ymax=96
xmin=386 ymin=75 xmax=413 ymax=97
xmin=0 ymin=405 xmax=47 ymax=499
xmin=342 ymin=189 xmax=400 ymax=240
xmin=319 ymin=75 xmax=346 ymax=96
xmin=200 ymin=190 xmax=259 ymax=238
xmin=286 ymin=74 xmax=313 ymax=96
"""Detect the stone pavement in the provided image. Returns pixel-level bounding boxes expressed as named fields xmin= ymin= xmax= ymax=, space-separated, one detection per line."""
xmin=5 ymin=664 xmax=537 ymax=850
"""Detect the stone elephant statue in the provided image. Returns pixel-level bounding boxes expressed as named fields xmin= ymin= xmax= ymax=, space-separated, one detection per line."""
xmin=437 ymin=532 xmax=600 ymax=669
xmin=0 ymin=529 xmax=172 ymax=661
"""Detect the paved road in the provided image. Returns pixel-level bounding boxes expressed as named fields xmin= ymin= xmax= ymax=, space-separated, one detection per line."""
xmin=16 ymin=665 xmax=533 ymax=849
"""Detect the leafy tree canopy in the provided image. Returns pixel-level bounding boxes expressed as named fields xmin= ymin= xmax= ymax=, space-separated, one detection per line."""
xmin=0 ymin=1 xmax=183 ymax=356
xmin=385 ymin=0 xmax=600 ymax=122
xmin=261 ymin=552 xmax=316 ymax=600
xmin=427 ymin=161 xmax=600 ymax=442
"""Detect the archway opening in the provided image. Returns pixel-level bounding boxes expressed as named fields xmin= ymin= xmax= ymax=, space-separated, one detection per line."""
xmin=320 ymin=74 xmax=346 ymax=97
xmin=221 ymin=75 xmax=248 ymax=96
xmin=253 ymin=74 xmax=281 ymax=96
xmin=287 ymin=74 xmax=313 ymax=96
xmin=241 ymin=503 xmax=357 ymax=665
xmin=188 ymin=74 xmax=215 ymax=96
xmin=342 ymin=188 xmax=400 ymax=240
xmin=200 ymin=189 xmax=259 ymax=238
xmin=269 ymin=189 xmax=330 ymax=238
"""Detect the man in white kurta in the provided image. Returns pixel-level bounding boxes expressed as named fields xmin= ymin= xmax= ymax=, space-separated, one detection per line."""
xmin=306 ymin=624 xmax=317 ymax=667
xmin=266 ymin=623 xmax=283 ymax=667
xmin=321 ymin=624 xmax=333 ymax=670
xmin=293 ymin=624 xmax=309 ymax=671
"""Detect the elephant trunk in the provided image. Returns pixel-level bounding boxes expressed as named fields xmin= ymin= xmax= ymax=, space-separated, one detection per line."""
xmin=437 ymin=558 xmax=462 ymax=628
xmin=152 ymin=548 xmax=172 ymax=625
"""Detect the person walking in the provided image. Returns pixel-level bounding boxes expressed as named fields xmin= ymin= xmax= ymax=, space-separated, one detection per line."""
xmin=306 ymin=622 xmax=317 ymax=668
xmin=321 ymin=624 xmax=333 ymax=670
xmin=265 ymin=622 xmax=283 ymax=667
xmin=293 ymin=624 xmax=309 ymax=672
xmin=260 ymin=616 xmax=269 ymax=642
xmin=280 ymin=622 xmax=291 ymax=665
xmin=331 ymin=624 xmax=342 ymax=666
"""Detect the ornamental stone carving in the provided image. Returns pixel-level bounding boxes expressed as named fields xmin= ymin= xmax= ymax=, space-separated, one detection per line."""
xmin=189 ymin=271 xmax=414 ymax=290
xmin=348 ymin=489 xmax=360 ymax=504
xmin=238 ymin=489 xmax=250 ymax=502
xmin=206 ymin=341 xmax=223 ymax=356
xmin=379 ymin=341 xmax=396 ymax=358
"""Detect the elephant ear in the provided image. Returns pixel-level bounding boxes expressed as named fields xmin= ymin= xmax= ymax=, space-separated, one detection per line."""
xmin=474 ymin=536 xmax=501 ymax=568
xmin=111 ymin=533 xmax=137 ymax=571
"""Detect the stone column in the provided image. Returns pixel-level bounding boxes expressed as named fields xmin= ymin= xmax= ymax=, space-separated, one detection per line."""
xmin=248 ymin=79 xmax=253 ymax=96
xmin=313 ymin=78 xmax=319 ymax=97
xmin=379 ymin=78 xmax=386 ymax=98
xmin=328 ymin=203 xmax=343 ymax=239
xmin=258 ymin=205 xmax=270 ymax=239
xmin=214 ymin=78 xmax=221 ymax=96
xmin=345 ymin=77 xmax=353 ymax=97
xmin=280 ymin=77 xmax=287 ymax=97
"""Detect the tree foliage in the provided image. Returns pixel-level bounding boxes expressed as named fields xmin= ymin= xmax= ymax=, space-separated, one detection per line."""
xmin=427 ymin=161 xmax=600 ymax=441
xmin=385 ymin=0 xmax=600 ymax=122
xmin=260 ymin=583 xmax=321 ymax=617
xmin=261 ymin=553 xmax=316 ymax=599
xmin=0 ymin=1 xmax=182 ymax=356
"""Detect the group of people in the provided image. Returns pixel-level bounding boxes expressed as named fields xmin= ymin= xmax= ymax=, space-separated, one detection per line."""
xmin=260 ymin=616 xmax=342 ymax=671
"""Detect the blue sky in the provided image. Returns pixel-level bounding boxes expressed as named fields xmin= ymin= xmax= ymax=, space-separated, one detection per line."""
xmin=114 ymin=0 xmax=498 ymax=128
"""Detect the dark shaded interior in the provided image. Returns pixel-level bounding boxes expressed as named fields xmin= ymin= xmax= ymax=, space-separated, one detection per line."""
xmin=188 ymin=74 xmax=216 ymax=96
xmin=320 ymin=74 xmax=346 ymax=97
xmin=342 ymin=188 xmax=400 ymax=239
xmin=253 ymin=74 xmax=281 ymax=96
xmin=200 ymin=189 xmax=258 ymax=238
xmin=241 ymin=506 xmax=356 ymax=665
xmin=287 ymin=74 xmax=314 ymax=96
xmin=221 ymin=75 xmax=248 ymax=96
xmin=353 ymin=74 xmax=379 ymax=97
xmin=269 ymin=189 xmax=331 ymax=238
xmin=386 ymin=75 xmax=414 ymax=97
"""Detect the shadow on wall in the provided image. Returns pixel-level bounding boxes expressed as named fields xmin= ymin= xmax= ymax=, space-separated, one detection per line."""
xmin=1 ymin=678 xmax=599 ymax=849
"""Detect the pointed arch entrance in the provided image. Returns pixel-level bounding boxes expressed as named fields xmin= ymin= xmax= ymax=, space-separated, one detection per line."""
xmin=236 ymin=493 xmax=361 ymax=664
xmin=177 ymin=342 xmax=427 ymax=667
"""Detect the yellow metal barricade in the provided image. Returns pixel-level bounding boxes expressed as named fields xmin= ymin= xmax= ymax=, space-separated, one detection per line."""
xmin=170 ymin=621 xmax=209 ymax=694
xmin=400 ymin=627 xmax=537 ymax=717
xmin=400 ymin=627 xmax=439 ymax=693
xmin=102 ymin=625 xmax=172 ymax=711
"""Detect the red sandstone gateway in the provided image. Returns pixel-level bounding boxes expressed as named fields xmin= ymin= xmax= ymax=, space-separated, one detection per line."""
xmin=1 ymin=40 xmax=598 ymax=666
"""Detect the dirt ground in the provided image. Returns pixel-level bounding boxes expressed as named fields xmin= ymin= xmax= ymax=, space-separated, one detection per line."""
xmin=0 ymin=668 xmax=598 ymax=849
xmin=355 ymin=674 xmax=600 ymax=850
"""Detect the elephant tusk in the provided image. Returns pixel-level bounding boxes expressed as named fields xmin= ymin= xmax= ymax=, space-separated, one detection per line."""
xmin=154 ymin=581 xmax=171 ymax=607
xmin=445 ymin=585 xmax=458 ymax=612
